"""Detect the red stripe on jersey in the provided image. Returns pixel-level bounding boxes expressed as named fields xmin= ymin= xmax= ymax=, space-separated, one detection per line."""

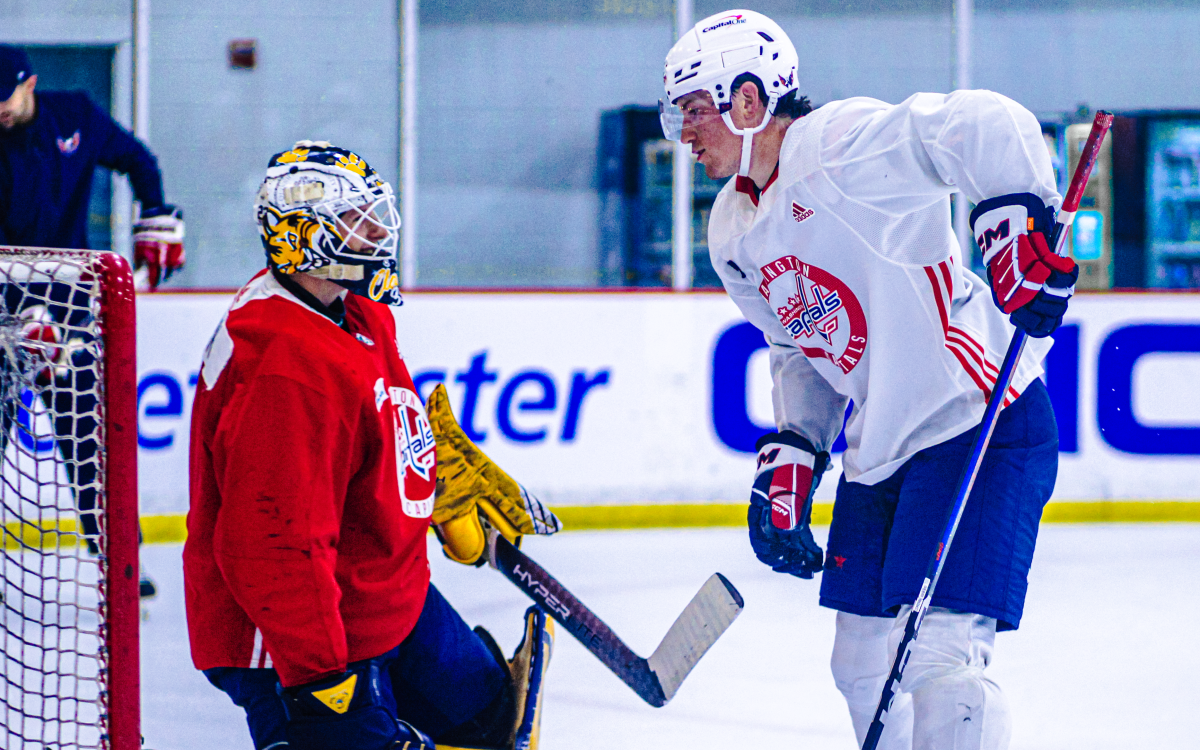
xmin=947 ymin=327 xmax=1021 ymax=405
xmin=931 ymin=267 xmax=1022 ymax=407
xmin=947 ymin=337 xmax=992 ymax=386
xmin=925 ymin=266 xmax=949 ymax=334
xmin=948 ymin=326 xmax=984 ymax=357
xmin=948 ymin=330 xmax=992 ymax=379
xmin=946 ymin=341 xmax=992 ymax=398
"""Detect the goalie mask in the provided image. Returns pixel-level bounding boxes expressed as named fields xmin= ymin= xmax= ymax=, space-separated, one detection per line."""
xmin=255 ymin=141 xmax=403 ymax=306
xmin=660 ymin=9 xmax=799 ymax=177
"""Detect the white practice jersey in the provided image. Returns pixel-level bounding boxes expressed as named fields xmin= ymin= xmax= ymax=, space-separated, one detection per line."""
xmin=710 ymin=90 xmax=1059 ymax=485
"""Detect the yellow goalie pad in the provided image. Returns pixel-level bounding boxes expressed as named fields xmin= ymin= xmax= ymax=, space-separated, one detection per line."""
xmin=426 ymin=384 xmax=562 ymax=565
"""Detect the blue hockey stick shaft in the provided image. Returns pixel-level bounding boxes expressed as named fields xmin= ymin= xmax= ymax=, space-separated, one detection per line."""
xmin=860 ymin=329 xmax=1025 ymax=750
xmin=861 ymin=110 xmax=1113 ymax=750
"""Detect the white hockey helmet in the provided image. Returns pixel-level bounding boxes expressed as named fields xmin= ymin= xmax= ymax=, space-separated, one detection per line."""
xmin=255 ymin=140 xmax=403 ymax=305
xmin=660 ymin=10 xmax=799 ymax=176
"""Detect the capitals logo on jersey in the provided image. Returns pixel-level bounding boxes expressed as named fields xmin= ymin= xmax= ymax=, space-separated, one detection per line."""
xmin=57 ymin=131 xmax=81 ymax=155
xmin=384 ymin=382 xmax=436 ymax=518
xmin=759 ymin=256 xmax=868 ymax=374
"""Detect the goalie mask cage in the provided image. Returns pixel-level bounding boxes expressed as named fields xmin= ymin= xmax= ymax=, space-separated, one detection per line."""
xmin=1 ymin=248 xmax=139 ymax=750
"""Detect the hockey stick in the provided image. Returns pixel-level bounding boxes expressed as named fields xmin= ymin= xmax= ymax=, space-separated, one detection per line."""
xmin=485 ymin=529 xmax=744 ymax=707
xmin=861 ymin=111 xmax=1114 ymax=750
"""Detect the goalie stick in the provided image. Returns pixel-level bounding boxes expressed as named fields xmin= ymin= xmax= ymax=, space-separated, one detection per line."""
xmin=861 ymin=110 xmax=1115 ymax=750
xmin=485 ymin=529 xmax=744 ymax=708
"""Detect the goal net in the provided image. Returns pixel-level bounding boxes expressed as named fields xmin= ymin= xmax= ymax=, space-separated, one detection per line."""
xmin=1 ymin=248 xmax=139 ymax=750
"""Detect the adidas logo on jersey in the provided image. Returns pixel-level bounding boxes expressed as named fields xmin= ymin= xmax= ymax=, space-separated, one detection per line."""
xmin=792 ymin=202 xmax=814 ymax=223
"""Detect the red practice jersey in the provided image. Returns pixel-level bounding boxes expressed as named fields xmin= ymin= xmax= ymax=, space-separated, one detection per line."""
xmin=184 ymin=270 xmax=437 ymax=687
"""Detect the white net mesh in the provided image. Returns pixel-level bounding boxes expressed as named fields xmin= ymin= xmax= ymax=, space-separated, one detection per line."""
xmin=1 ymin=250 xmax=110 ymax=750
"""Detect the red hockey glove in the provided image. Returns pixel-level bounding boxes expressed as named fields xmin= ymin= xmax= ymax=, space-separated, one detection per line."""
xmin=971 ymin=193 xmax=1078 ymax=338
xmin=747 ymin=430 xmax=830 ymax=579
xmin=134 ymin=205 xmax=185 ymax=290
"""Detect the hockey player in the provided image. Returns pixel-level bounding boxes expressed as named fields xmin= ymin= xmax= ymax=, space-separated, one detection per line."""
xmin=184 ymin=141 xmax=557 ymax=750
xmin=0 ymin=45 xmax=182 ymax=596
xmin=0 ymin=45 xmax=185 ymax=286
xmin=660 ymin=11 xmax=1073 ymax=749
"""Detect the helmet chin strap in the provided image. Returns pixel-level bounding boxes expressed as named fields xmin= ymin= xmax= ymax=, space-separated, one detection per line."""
xmin=721 ymin=93 xmax=780 ymax=177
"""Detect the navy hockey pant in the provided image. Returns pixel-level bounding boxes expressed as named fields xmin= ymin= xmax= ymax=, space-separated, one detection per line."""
xmin=819 ymin=378 xmax=1058 ymax=631
xmin=204 ymin=583 xmax=512 ymax=749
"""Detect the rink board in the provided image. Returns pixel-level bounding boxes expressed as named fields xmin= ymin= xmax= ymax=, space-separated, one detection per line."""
xmin=34 ymin=289 xmax=1200 ymax=516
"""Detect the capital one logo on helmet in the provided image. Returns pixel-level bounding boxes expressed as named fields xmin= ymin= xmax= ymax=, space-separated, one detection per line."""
xmin=385 ymin=382 xmax=436 ymax=519
xmin=759 ymin=256 xmax=868 ymax=374
xmin=701 ymin=14 xmax=745 ymax=33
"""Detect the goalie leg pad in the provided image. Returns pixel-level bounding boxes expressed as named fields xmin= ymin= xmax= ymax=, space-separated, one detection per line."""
xmin=510 ymin=606 xmax=554 ymax=750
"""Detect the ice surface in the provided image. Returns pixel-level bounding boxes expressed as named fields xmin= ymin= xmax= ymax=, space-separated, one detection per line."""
xmin=139 ymin=525 xmax=1199 ymax=749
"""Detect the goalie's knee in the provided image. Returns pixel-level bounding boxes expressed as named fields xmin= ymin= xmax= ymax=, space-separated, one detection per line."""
xmin=438 ymin=607 xmax=553 ymax=750
xmin=433 ymin=625 xmax=516 ymax=748
xmin=889 ymin=607 xmax=1010 ymax=750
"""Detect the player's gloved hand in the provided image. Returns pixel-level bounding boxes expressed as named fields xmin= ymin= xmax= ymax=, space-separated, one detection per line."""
xmin=278 ymin=651 xmax=434 ymax=750
xmin=747 ymin=430 xmax=830 ymax=579
xmin=425 ymin=383 xmax=562 ymax=566
xmin=971 ymin=193 xmax=1078 ymax=338
xmin=18 ymin=305 xmax=68 ymax=386
xmin=133 ymin=204 xmax=185 ymax=290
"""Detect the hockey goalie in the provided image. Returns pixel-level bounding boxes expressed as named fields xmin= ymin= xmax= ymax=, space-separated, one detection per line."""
xmin=183 ymin=141 xmax=558 ymax=750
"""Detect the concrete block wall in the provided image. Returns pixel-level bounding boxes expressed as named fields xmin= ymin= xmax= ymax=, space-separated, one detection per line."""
xmin=5 ymin=0 xmax=1200 ymax=287
xmin=149 ymin=0 xmax=398 ymax=288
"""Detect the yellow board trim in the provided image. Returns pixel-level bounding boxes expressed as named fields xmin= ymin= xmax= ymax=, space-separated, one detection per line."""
xmin=2 ymin=516 xmax=82 ymax=551
xmin=7 ymin=502 xmax=1200 ymax=550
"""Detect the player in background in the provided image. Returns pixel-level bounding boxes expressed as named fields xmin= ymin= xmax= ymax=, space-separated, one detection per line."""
xmin=184 ymin=141 xmax=559 ymax=750
xmin=0 ymin=45 xmax=185 ymax=286
xmin=0 ymin=44 xmax=183 ymax=596
xmin=661 ymin=10 xmax=1073 ymax=749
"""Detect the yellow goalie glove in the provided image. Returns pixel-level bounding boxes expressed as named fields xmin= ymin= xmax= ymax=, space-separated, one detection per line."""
xmin=426 ymin=383 xmax=562 ymax=565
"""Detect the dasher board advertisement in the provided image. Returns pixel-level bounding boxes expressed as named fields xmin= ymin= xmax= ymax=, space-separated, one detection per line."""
xmin=17 ymin=291 xmax=1193 ymax=514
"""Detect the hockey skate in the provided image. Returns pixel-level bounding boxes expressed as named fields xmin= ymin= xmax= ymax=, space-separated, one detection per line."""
xmin=441 ymin=605 xmax=554 ymax=750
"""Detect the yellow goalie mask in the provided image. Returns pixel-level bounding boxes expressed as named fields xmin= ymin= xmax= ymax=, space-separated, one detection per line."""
xmin=426 ymin=384 xmax=562 ymax=565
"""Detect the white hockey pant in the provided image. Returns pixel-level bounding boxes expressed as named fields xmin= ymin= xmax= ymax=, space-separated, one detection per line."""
xmin=831 ymin=607 xmax=1011 ymax=750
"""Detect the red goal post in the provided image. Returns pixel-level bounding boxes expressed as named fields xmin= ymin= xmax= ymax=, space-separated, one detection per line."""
xmin=1 ymin=247 xmax=140 ymax=750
